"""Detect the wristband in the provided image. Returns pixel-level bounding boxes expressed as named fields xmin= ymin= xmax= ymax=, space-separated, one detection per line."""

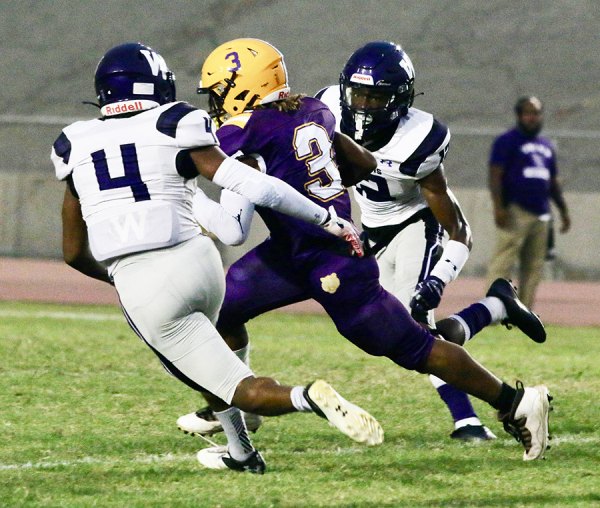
xmin=429 ymin=240 xmax=470 ymax=284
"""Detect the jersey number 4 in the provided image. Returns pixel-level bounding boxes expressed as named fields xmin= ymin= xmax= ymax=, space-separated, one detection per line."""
xmin=91 ymin=143 xmax=151 ymax=202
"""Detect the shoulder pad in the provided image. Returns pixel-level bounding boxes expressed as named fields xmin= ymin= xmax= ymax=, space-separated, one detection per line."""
xmin=400 ymin=117 xmax=450 ymax=177
xmin=156 ymin=102 xmax=198 ymax=138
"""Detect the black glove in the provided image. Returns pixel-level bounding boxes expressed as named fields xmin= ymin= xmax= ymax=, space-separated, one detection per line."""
xmin=410 ymin=276 xmax=445 ymax=315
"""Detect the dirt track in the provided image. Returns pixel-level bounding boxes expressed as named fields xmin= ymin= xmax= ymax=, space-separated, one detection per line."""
xmin=1 ymin=257 xmax=599 ymax=327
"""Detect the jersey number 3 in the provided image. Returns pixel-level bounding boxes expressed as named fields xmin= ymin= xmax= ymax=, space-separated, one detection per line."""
xmin=91 ymin=143 xmax=151 ymax=202
xmin=293 ymin=123 xmax=344 ymax=202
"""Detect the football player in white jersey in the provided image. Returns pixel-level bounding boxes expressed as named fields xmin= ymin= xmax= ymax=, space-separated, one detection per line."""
xmin=314 ymin=41 xmax=546 ymax=441
xmin=51 ymin=42 xmax=384 ymax=474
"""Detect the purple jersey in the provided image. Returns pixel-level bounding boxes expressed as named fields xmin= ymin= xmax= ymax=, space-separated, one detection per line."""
xmin=215 ymin=98 xmax=436 ymax=372
xmin=217 ymin=97 xmax=352 ymax=252
xmin=489 ymin=128 xmax=557 ymax=216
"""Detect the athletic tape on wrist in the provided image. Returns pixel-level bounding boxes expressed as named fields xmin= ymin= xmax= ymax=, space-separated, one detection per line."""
xmin=430 ymin=240 xmax=470 ymax=284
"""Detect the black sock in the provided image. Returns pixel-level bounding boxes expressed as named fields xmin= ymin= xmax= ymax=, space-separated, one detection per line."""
xmin=491 ymin=382 xmax=517 ymax=413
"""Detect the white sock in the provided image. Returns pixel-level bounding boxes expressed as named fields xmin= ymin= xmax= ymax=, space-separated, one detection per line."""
xmin=480 ymin=296 xmax=507 ymax=324
xmin=290 ymin=386 xmax=313 ymax=412
xmin=429 ymin=374 xmax=447 ymax=388
xmin=455 ymin=416 xmax=483 ymax=430
xmin=214 ymin=407 xmax=254 ymax=461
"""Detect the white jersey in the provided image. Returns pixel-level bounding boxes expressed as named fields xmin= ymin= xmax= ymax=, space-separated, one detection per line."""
xmin=51 ymin=101 xmax=218 ymax=262
xmin=316 ymin=86 xmax=450 ymax=228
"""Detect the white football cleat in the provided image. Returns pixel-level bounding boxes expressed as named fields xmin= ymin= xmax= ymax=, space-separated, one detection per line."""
xmin=304 ymin=379 xmax=384 ymax=446
xmin=197 ymin=445 xmax=229 ymax=470
xmin=196 ymin=446 xmax=266 ymax=474
xmin=499 ymin=381 xmax=552 ymax=461
xmin=177 ymin=407 xmax=263 ymax=436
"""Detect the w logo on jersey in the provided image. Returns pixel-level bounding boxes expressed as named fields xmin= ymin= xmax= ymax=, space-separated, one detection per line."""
xmin=140 ymin=49 xmax=171 ymax=79
xmin=110 ymin=210 xmax=149 ymax=243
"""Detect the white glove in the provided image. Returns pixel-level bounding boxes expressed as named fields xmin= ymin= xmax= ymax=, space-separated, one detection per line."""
xmin=320 ymin=205 xmax=364 ymax=258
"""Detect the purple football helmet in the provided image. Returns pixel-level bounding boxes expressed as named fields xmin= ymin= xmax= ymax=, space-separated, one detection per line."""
xmin=340 ymin=41 xmax=415 ymax=143
xmin=94 ymin=42 xmax=176 ymax=117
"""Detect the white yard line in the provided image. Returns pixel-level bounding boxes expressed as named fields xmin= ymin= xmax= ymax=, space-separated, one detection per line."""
xmin=0 ymin=453 xmax=194 ymax=471
xmin=1 ymin=434 xmax=596 ymax=471
xmin=0 ymin=309 xmax=121 ymax=322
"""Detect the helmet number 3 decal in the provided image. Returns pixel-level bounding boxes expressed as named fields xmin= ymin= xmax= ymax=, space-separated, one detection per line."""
xmin=225 ymin=52 xmax=241 ymax=72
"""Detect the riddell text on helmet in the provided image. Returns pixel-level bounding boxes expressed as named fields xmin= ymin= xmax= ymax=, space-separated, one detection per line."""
xmin=104 ymin=101 xmax=145 ymax=115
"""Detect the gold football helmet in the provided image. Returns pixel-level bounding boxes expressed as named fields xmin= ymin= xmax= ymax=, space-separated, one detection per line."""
xmin=198 ymin=38 xmax=290 ymax=125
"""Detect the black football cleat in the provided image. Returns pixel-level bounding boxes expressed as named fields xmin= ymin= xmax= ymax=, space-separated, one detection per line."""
xmin=197 ymin=446 xmax=266 ymax=474
xmin=222 ymin=449 xmax=266 ymax=474
xmin=486 ymin=278 xmax=546 ymax=343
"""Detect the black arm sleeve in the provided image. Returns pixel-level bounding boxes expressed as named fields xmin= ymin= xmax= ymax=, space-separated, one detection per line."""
xmin=175 ymin=149 xmax=199 ymax=179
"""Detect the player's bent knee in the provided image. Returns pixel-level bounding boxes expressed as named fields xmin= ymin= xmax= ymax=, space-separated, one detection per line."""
xmin=435 ymin=317 xmax=466 ymax=345
xmin=231 ymin=376 xmax=270 ymax=414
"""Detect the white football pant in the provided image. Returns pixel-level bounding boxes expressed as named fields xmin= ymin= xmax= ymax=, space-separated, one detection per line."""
xmin=111 ymin=234 xmax=253 ymax=404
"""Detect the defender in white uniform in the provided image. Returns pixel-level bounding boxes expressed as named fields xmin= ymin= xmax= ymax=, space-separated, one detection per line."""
xmin=316 ymin=41 xmax=545 ymax=441
xmin=322 ymin=90 xmax=454 ymax=311
xmin=52 ymin=42 xmax=383 ymax=474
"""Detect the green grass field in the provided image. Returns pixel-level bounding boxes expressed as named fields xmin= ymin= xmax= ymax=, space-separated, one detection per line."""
xmin=1 ymin=301 xmax=599 ymax=507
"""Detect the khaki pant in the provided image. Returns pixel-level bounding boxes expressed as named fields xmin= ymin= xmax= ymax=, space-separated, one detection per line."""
xmin=487 ymin=204 xmax=549 ymax=309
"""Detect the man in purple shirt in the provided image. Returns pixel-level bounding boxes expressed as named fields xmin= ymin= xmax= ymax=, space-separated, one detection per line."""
xmin=487 ymin=96 xmax=571 ymax=308
xmin=185 ymin=39 xmax=553 ymax=471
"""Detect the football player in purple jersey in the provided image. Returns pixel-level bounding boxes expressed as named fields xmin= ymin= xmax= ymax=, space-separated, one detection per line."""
xmin=53 ymin=41 xmax=385 ymax=475
xmin=179 ymin=38 xmax=553 ymax=466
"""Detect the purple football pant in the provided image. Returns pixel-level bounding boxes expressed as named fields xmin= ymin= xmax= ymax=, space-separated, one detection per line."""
xmin=217 ymin=239 xmax=435 ymax=371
